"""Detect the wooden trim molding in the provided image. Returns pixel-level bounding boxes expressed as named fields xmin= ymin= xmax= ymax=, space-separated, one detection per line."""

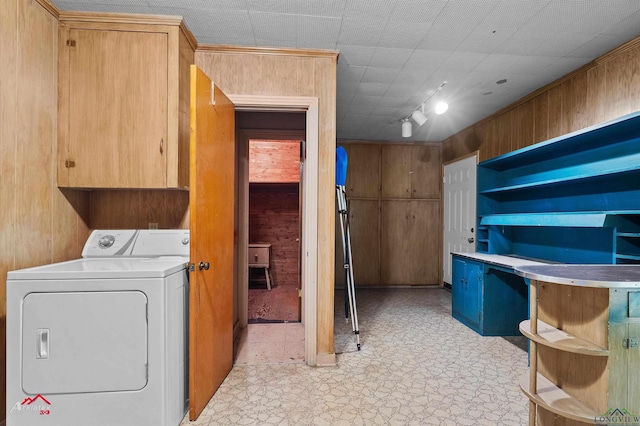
xmin=34 ymin=0 xmax=59 ymax=18
xmin=196 ymin=44 xmax=339 ymax=59
xmin=58 ymin=11 xmax=184 ymax=26
xmin=179 ymin=21 xmax=198 ymax=51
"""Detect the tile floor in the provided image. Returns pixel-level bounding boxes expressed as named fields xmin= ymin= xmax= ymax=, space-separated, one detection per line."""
xmin=234 ymin=322 xmax=305 ymax=365
xmin=181 ymin=287 xmax=530 ymax=425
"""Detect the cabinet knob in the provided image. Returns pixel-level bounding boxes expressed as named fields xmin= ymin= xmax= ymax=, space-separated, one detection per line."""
xmin=468 ymin=237 xmax=475 ymax=243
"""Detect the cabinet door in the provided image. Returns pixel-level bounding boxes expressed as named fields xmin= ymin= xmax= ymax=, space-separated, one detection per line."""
xmin=452 ymin=259 xmax=482 ymax=326
xmin=381 ymin=200 xmax=438 ymax=285
xmin=349 ymin=200 xmax=380 ymax=285
xmin=381 ymin=145 xmax=441 ymax=199
xmin=346 ymin=144 xmax=381 ymax=199
xmin=62 ymin=28 xmax=168 ymax=188
xmin=410 ymin=145 xmax=441 ymax=199
xmin=381 ymin=145 xmax=412 ymax=198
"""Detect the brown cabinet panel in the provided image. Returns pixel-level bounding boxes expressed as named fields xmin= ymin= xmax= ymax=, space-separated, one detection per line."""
xmin=381 ymin=200 xmax=439 ymax=285
xmin=66 ymin=29 xmax=167 ymax=188
xmin=381 ymin=145 xmax=412 ymax=198
xmin=58 ymin=19 xmax=193 ymax=189
xmin=349 ymin=200 xmax=380 ymax=286
xmin=346 ymin=144 xmax=380 ymax=199
xmin=411 ymin=145 xmax=441 ymax=199
xmin=382 ymin=144 xmax=440 ymax=199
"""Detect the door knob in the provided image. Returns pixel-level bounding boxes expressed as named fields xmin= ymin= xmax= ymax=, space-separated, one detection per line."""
xmin=467 ymin=237 xmax=474 ymax=243
xmin=198 ymin=261 xmax=210 ymax=271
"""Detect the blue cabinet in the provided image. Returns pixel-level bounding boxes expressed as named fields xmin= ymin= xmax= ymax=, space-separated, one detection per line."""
xmin=476 ymin=111 xmax=640 ymax=264
xmin=452 ymin=254 xmax=529 ymax=336
xmin=451 ymin=256 xmax=481 ymax=329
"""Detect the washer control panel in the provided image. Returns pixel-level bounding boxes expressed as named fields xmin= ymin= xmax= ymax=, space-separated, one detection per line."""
xmin=82 ymin=230 xmax=139 ymax=257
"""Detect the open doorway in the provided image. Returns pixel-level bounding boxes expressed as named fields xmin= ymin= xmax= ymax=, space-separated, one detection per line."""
xmin=247 ymin=139 xmax=302 ymax=323
xmin=233 ymin=109 xmax=309 ymax=365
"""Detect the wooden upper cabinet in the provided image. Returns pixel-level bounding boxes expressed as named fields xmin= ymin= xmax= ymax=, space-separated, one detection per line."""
xmin=57 ymin=16 xmax=194 ymax=189
xmin=381 ymin=144 xmax=441 ymax=199
xmin=345 ymin=144 xmax=380 ymax=199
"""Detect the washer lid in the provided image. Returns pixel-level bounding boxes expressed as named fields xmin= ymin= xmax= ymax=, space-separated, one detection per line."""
xmin=7 ymin=257 xmax=187 ymax=280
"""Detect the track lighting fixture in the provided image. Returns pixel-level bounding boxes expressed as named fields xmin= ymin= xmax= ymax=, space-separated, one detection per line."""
xmin=401 ymin=81 xmax=448 ymax=137
xmin=401 ymin=119 xmax=412 ymax=137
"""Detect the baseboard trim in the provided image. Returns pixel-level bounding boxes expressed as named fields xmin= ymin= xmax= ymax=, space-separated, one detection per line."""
xmin=315 ymin=352 xmax=336 ymax=367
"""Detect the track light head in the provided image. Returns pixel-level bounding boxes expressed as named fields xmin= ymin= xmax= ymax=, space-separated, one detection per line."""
xmin=401 ymin=119 xmax=412 ymax=137
xmin=411 ymin=108 xmax=429 ymax=126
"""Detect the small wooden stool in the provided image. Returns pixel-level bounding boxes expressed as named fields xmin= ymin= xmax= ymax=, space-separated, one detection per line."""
xmin=248 ymin=243 xmax=273 ymax=290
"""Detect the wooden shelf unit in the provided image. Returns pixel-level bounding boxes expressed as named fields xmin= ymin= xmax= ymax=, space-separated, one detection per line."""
xmin=516 ymin=264 xmax=640 ymax=425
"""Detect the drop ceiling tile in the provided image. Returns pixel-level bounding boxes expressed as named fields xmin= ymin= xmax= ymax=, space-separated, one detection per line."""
xmin=246 ymin=0 xmax=298 ymax=14
xmin=298 ymin=0 xmax=346 ymax=17
xmin=343 ymin=0 xmax=395 ymax=21
xmin=368 ymin=47 xmax=413 ymax=68
xmin=351 ymin=95 xmax=382 ymax=107
xmin=524 ymin=0 xmax=640 ymax=34
xmin=181 ymin=9 xmax=253 ymax=40
xmin=371 ymin=104 xmax=404 ymax=117
xmin=497 ymin=29 xmax=596 ymax=57
xmin=456 ymin=26 xmax=517 ymax=54
xmin=377 ymin=22 xmax=432 ymax=49
xmin=377 ymin=96 xmax=410 ymax=108
xmin=297 ymin=15 xmax=342 ymax=45
xmin=336 ymin=45 xmax=376 ymax=66
xmin=567 ymin=34 xmax=636 ymax=58
xmin=337 ymin=64 xmax=367 ymax=82
xmin=386 ymin=83 xmax=425 ymax=98
xmin=392 ymin=68 xmax=432 ymax=85
xmin=361 ymin=67 xmax=401 ymax=84
xmin=602 ymin=9 xmax=640 ymax=36
xmin=479 ymin=0 xmax=549 ymax=27
xmin=403 ymin=50 xmax=451 ymax=71
xmin=146 ymin=0 xmax=247 ymax=9
xmin=249 ymin=11 xmax=299 ymax=41
xmin=438 ymin=52 xmax=488 ymax=73
xmin=433 ymin=0 xmax=498 ymax=29
xmin=389 ymin=0 xmax=447 ymax=23
xmin=355 ymin=82 xmax=390 ymax=96
xmin=338 ymin=18 xmax=385 ymax=46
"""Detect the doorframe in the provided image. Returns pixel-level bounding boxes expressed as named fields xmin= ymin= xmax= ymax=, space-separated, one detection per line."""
xmin=229 ymin=94 xmax=319 ymax=366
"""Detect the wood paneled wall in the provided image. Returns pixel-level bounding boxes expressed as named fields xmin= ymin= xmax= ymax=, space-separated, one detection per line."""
xmin=442 ymin=37 xmax=640 ymax=163
xmin=89 ymin=190 xmax=189 ymax=229
xmin=249 ymin=184 xmax=300 ymax=288
xmin=249 ymin=140 xmax=301 ymax=183
xmin=195 ymin=47 xmax=338 ymax=358
xmin=0 ymin=0 xmax=91 ymax=420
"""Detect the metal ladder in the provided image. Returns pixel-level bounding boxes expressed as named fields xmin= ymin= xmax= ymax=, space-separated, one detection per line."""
xmin=336 ymin=147 xmax=361 ymax=351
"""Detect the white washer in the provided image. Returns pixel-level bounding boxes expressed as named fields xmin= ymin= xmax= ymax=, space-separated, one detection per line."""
xmin=6 ymin=229 xmax=190 ymax=426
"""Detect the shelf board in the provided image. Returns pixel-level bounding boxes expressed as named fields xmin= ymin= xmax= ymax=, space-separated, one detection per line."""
xmin=519 ymin=320 xmax=608 ymax=356
xmin=615 ymin=254 xmax=640 ymax=261
xmin=480 ymin=213 xmax=608 ymax=227
xmin=478 ymin=111 xmax=640 ymax=171
xmin=520 ymin=373 xmax=600 ymax=424
xmin=617 ymin=232 xmax=640 ymax=237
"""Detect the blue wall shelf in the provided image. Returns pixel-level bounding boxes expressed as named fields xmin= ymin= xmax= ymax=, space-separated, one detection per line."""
xmin=477 ymin=111 xmax=640 ymax=265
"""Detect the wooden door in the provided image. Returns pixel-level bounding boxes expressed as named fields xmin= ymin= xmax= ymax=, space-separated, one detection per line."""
xmin=189 ymin=65 xmax=235 ymax=420
xmin=64 ymin=28 xmax=168 ymax=188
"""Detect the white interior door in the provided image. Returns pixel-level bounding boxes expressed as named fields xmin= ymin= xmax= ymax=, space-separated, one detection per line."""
xmin=443 ymin=154 xmax=477 ymax=285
